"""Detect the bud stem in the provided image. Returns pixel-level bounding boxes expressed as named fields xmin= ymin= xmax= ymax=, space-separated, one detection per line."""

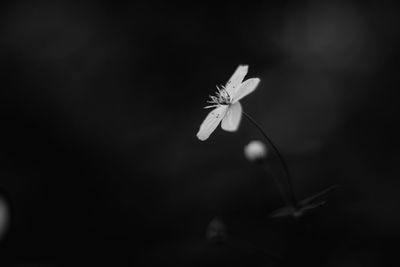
xmin=242 ymin=111 xmax=298 ymax=209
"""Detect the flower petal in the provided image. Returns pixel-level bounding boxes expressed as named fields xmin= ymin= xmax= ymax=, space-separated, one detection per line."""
xmin=221 ymin=102 xmax=242 ymax=132
xmin=225 ymin=65 xmax=248 ymax=97
xmin=197 ymin=105 xmax=228 ymax=141
xmin=232 ymin=78 xmax=260 ymax=103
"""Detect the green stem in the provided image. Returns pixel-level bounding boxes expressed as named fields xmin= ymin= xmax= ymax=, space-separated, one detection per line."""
xmin=242 ymin=111 xmax=298 ymax=208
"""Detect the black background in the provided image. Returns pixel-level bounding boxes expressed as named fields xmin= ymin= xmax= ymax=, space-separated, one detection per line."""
xmin=1 ymin=0 xmax=400 ymax=266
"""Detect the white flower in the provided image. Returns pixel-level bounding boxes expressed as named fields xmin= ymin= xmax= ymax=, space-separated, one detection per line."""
xmin=196 ymin=65 xmax=260 ymax=141
xmin=244 ymin=140 xmax=267 ymax=162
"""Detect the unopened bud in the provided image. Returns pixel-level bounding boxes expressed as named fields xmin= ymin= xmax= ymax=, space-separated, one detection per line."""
xmin=244 ymin=140 xmax=267 ymax=162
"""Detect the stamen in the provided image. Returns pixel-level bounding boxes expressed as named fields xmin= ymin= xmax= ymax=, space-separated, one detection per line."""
xmin=204 ymin=85 xmax=231 ymax=108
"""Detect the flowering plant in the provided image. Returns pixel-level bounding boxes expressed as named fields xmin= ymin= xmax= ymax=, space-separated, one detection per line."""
xmin=197 ymin=65 xmax=337 ymax=219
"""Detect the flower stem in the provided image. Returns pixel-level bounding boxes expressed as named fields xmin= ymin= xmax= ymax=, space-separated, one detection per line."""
xmin=261 ymin=162 xmax=292 ymax=208
xmin=242 ymin=111 xmax=298 ymax=208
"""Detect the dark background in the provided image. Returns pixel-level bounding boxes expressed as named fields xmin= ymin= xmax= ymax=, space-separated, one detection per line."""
xmin=1 ymin=0 xmax=400 ymax=266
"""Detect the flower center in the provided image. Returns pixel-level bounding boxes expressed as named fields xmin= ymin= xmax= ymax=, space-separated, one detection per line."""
xmin=205 ymin=86 xmax=232 ymax=109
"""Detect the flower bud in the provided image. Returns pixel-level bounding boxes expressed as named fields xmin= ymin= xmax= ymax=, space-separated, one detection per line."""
xmin=244 ymin=140 xmax=267 ymax=162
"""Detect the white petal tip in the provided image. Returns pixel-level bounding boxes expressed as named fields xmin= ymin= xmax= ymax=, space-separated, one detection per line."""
xmin=196 ymin=132 xmax=208 ymax=141
xmin=249 ymin=78 xmax=261 ymax=87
